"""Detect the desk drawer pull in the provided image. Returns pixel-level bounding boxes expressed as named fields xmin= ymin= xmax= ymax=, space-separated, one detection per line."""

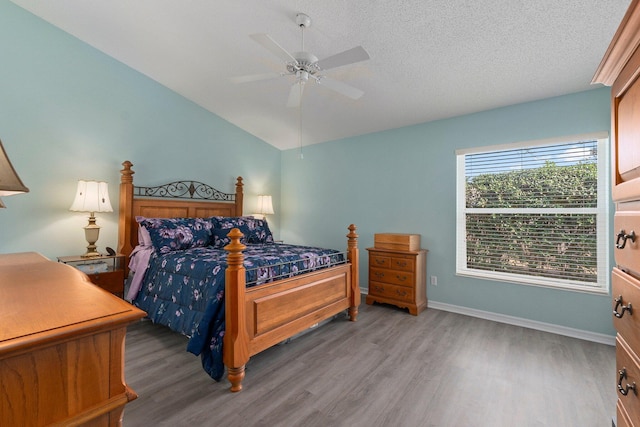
xmin=618 ymin=368 xmax=637 ymax=396
xmin=614 ymin=295 xmax=633 ymax=318
xmin=616 ymin=229 xmax=636 ymax=249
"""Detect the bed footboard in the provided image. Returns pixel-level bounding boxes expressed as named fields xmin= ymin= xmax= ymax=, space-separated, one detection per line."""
xmin=223 ymin=225 xmax=360 ymax=392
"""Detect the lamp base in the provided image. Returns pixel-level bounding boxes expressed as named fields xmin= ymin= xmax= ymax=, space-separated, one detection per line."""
xmin=81 ymin=215 xmax=102 ymax=258
xmin=81 ymin=248 xmax=102 ymax=258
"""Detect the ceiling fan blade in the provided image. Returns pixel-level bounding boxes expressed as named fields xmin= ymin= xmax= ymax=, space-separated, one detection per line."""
xmin=286 ymin=81 xmax=305 ymax=108
xmin=316 ymin=46 xmax=370 ymax=70
xmin=316 ymin=76 xmax=364 ymax=100
xmin=230 ymin=72 xmax=283 ymax=83
xmin=250 ymin=33 xmax=297 ymax=63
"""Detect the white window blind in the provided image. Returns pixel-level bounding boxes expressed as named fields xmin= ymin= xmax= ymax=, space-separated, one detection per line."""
xmin=456 ymin=133 xmax=609 ymax=293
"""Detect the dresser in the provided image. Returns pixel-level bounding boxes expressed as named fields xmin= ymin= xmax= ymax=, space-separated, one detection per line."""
xmin=0 ymin=252 xmax=146 ymax=426
xmin=592 ymin=1 xmax=640 ymax=425
xmin=366 ymin=233 xmax=427 ymax=315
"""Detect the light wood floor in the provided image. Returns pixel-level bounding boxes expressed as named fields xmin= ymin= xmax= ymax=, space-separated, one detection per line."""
xmin=123 ymin=300 xmax=616 ymax=427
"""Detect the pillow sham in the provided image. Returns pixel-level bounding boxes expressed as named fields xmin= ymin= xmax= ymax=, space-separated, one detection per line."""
xmin=209 ymin=216 xmax=274 ymax=248
xmin=139 ymin=217 xmax=213 ymax=253
xmin=135 ymin=216 xmax=153 ymax=247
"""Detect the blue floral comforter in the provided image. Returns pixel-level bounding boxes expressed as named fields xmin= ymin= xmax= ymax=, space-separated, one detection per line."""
xmin=133 ymin=243 xmax=344 ymax=381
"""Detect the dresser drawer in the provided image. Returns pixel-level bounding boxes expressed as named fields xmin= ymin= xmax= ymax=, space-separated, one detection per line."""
xmin=613 ymin=268 xmax=640 ymax=352
xmin=617 ymin=399 xmax=635 ymax=427
xmin=370 ymin=267 xmax=414 ymax=287
xmin=390 ymin=256 xmax=415 ymax=272
xmin=617 ymin=335 xmax=640 ymax=425
xmin=615 ymin=210 xmax=640 ymax=276
xmin=369 ymin=254 xmax=391 ymax=269
xmin=369 ymin=281 xmax=415 ymax=303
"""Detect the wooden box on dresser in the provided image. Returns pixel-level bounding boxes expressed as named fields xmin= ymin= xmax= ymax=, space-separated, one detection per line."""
xmin=0 ymin=252 xmax=146 ymax=427
xmin=593 ymin=1 xmax=640 ymax=425
xmin=366 ymin=233 xmax=428 ymax=316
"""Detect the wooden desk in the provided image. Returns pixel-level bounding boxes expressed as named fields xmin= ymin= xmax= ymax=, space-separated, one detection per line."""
xmin=0 ymin=252 xmax=146 ymax=426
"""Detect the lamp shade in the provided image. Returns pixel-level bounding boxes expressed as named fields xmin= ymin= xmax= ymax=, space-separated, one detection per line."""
xmin=70 ymin=180 xmax=113 ymax=213
xmin=257 ymin=195 xmax=274 ymax=215
xmin=0 ymin=139 xmax=29 ymax=197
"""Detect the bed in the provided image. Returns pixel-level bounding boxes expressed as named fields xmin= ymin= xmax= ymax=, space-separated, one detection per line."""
xmin=117 ymin=161 xmax=360 ymax=392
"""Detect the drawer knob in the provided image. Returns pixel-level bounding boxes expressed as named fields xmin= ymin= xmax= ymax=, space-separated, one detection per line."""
xmin=617 ymin=368 xmax=637 ymax=396
xmin=614 ymin=295 xmax=633 ymax=319
xmin=615 ymin=229 xmax=636 ymax=249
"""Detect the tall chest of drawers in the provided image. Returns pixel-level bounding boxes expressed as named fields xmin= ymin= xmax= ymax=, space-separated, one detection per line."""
xmin=366 ymin=233 xmax=427 ymax=315
xmin=593 ymin=1 xmax=640 ymax=425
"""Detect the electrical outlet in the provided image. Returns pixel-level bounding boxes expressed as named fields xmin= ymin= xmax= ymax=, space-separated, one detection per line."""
xmin=430 ymin=275 xmax=437 ymax=286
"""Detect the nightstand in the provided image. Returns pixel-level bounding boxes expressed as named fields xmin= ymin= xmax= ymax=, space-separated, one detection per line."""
xmin=366 ymin=233 xmax=428 ymax=315
xmin=57 ymin=254 xmax=126 ymax=298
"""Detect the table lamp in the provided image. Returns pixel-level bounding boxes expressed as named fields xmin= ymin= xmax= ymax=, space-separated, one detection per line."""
xmin=70 ymin=180 xmax=113 ymax=257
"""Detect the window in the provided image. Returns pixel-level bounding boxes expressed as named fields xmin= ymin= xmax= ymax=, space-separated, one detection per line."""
xmin=456 ymin=133 xmax=609 ymax=293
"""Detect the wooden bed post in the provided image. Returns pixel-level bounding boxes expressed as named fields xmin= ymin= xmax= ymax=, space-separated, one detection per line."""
xmin=347 ymin=224 xmax=360 ymax=321
xmin=118 ymin=161 xmax=135 ymax=258
xmin=223 ymin=228 xmax=250 ymax=392
xmin=235 ymin=177 xmax=244 ymax=216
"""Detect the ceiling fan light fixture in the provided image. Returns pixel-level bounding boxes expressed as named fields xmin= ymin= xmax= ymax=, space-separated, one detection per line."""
xmin=230 ymin=12 xmax=370 ymax=109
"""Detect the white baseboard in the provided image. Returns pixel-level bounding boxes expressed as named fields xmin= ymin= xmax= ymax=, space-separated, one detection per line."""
xmin=427 ymin=301 xmax=615 ymax=346
xmin=360 ymin=287 xmax=615 ymax=346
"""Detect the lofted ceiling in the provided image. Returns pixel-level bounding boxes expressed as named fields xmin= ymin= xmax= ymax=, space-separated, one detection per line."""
xmin=10 ymin=0 xmax=631 ymax=150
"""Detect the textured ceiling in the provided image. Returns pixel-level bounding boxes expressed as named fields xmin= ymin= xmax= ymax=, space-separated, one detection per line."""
xmin=10 ymin=0 xmax=631 ymax=150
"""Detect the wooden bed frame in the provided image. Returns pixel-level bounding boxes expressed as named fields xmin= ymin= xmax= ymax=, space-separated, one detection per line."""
xmin=117 ymin=161 xmax=360 ymax=392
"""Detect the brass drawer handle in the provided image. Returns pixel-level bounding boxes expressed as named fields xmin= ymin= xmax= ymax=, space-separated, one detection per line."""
xmin=374 ymin=285 xmax=384 ymax=292
xmin=614 ymin=295 xmax=633 ymax=319
xmin=396 ymin=275 xmax=407 ymax=282
xmin=616 ymin=229 xmax=636 ymax=249
xmin=395 ymin=261 xmax=407 ymax=268
xmin=618 ymin=368 xmax=637 ymax=396
xmin=375 ymin=258 xmax=386 ymax=265
xmin=374 ymin=272 xmax=385 ymax=279
xmin=395 ymin=289 xmax=408 ymax=297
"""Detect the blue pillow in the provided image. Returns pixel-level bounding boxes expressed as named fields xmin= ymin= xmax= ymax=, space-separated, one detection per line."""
xmin=140 ymin=217 xmax=213 ymax=253
xmin=209 ymin=216 xmax=274 ymax=248
xmin=210 ymin=227 xmax=243 ymax=249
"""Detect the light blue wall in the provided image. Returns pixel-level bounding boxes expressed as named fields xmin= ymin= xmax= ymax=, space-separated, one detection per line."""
xmin=281 ymin=88 xmax=615 ymax=336
xmin=0 ymin=1 xmax=281 ymax=260
xmin=1 ymin=0 xmax=615 ymax=337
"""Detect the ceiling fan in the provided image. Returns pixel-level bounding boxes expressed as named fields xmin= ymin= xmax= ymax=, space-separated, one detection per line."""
xmin=230 ymin=13 xmax=370 ymax=108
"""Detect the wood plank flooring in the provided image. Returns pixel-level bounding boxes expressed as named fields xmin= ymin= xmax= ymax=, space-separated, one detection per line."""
xmin=123 ymin=301 xmax=616 ymax=427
